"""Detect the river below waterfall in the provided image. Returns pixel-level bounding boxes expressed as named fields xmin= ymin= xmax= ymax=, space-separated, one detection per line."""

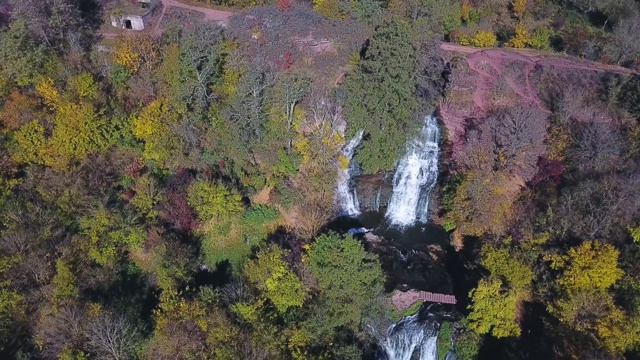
xmin=377 ymin=305 xmax=440 ymax=360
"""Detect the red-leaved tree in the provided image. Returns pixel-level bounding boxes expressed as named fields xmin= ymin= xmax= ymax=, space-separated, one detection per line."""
xmin=276 ymin=51 xmax=295 ymax=70
xmin=531 ymin=157 xmax=565 ymax=187
xmin=277 ymin=0 xmax=292 ymax=11
xmin=159 ymin=192 xmax=199 ymax=232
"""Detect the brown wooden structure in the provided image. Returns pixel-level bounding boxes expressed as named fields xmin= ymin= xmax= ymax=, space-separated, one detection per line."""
xmin=391 ymin=289 xmax=456 ymax=311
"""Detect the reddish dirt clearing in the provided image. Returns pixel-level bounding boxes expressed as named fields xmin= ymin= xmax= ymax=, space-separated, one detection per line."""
xmin=438 ymin=43 xmax=637 ymax=139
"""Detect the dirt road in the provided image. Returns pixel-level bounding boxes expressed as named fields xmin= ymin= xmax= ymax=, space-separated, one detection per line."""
xmin=103 ymin=0 xmax=234 ymax=38
xmin=440 ymin=43 xmax=637 ymax=75
xmin=153 ymin=0 xmax=234 ymax=33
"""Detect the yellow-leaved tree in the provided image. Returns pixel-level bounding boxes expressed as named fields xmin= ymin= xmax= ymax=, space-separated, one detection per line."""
xmin=443 ymin=171 xmax=518 ymax=236
xmin=148 ymin=290 xmax=241 ymax=359
xmin=244 ymin=244 xmax=308 ymax=314
xmin=471 ymin=30 xmax=498 ymax=47
xmin=313 ymin=0 xmax=342 ymax=19
xmin=467 ymin=278 xmax=521 ymax=338
xmin=548 ymin=240 xmax=623 ymax=291
xmin=132 ymin=99 xmax=181 ymax=166
xmin=467 ymin=242 xmax=535 ymax=338
xmin=11 ymin=120 xmax=47 ymax=164
xmin=546 ymin=241 xmax=640 ymax=354
xmin=113 ymin=34 xmax=158 ymax=75
xmin=10 ymin=75 xmax=110 ymax=169
xmin=507 ymin=23 xmax=530 ymax=48
xmin=44 ymin=102 xmax=108 ymax=168
xmin=461 ymin=0 xmax=471 ymax=23
xmin=512 ymin=0 xmax=526 ymax=18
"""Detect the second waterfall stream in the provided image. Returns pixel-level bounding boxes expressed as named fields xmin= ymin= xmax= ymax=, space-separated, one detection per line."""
xmin=386 ymin=115 xmax=440 ymax=226
xmin=336 ymin=129 xmax=364 ymax=216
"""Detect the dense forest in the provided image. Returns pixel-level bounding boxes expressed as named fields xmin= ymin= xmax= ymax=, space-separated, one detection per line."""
xmin=0 ymin=0 xmax=639 ymax=359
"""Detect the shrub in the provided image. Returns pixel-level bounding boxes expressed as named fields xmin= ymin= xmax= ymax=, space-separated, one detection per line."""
xmin=528 ymin=27 xmax=550 ymax=50
xmin=454 ymin=326 xmax=481 ymax=360
xmin=187 ymin=181 xmax=244 ymax=221
xmin=461 ymin=0 xmax=471 ymax=23
xmin=242 ymin=205 xmax=280 ymax=243
xmin=507 ymin=23 xmax=529 ymax=48
xmin=437 ymin=321 xmax=453 ymax=360
xmin=512 ymin=0 xmax=526 ymax=18
xmin=471 ymin=31 xmax=497 ymax=47
xmin=629 ymin=224 xmax=640 ymax=243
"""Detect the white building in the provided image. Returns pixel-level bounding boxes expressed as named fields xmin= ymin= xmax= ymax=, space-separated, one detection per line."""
xmin=110 ymin=0 xmax=157 ymax=31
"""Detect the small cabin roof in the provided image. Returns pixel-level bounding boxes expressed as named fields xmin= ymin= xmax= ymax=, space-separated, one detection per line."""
xmin=111 ymin=0 xmax=154 ymax=16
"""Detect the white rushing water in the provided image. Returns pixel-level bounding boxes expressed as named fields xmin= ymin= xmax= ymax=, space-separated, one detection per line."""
xmin=336 ymin=130 xmax=364 ymax=216
xmin=386 ymin=115 xmax=440 ymax=226
xmin=378 ymin=311 xmax=439 ymax=360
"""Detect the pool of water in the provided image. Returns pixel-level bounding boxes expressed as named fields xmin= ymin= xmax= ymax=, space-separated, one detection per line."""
xmin=326 ymin=211 xmax=450 ymax=249
xmin=324 ymin=211 xmax=453 ymax=293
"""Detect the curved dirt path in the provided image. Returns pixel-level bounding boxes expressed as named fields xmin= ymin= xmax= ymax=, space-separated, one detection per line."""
xmin=154 ymin=0 xmax=233 ymax=33
xmin=441 ymin=43 xmax=638 ymax=112
xmin=438 ymin=42 xmax=638 ymax=139
xmin=440 ymin=43 xmax=638 ymax=75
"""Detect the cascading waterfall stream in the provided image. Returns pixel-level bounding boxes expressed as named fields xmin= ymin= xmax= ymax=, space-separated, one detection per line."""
xmin=386 ymin=115 xmax=440 ymax=226
xmin=336 ymin=130 xmax=364 ymax=216
xmin=378 ymin=310 xmax=439 ymax=360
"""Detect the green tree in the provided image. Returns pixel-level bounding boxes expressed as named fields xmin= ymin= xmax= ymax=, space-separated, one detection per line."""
xmin=346 ymin=17 xmax=418 ymax=172
xmin=0 ymin=257 xmax=24 ymax=351
xmin=242 ymin=205 xmax=281 ymax=244
xmin=79 ymin=208 xmax=145 ymax=266
xmin=629 ymin=224 xmax=640 ymax=243
xmin=129 ymin=174 xmax=163 ymax=219
xmin=187 ymin=180 xmax=244 ymax=222
xmin=528 ymin=27 xmax=551 ymax=50
xmin=52 ymin=259 xmax=78 ymax=304
xmin=453 ymin=326 xmax=481 ymax=360
xmin=0 ymin=20 xmax=51 ymax=91
xmin=306 ymin=233 xmax=385 ymax=339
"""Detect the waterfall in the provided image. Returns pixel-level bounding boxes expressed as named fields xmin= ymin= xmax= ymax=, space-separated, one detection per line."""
xmin=336 ymin=130 xmax=364 ymax=216
xmin=374 ymin=187 xmax=382 ymax=212
xmin=386 ymin=116 xmax=440 ymax=226
xmin=378 ymin=310 xmax=439 ymax=360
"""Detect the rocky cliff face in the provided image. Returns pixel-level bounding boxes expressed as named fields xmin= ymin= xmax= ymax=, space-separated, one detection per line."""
xmin=354 ymin=173 xmax=394 ymax=212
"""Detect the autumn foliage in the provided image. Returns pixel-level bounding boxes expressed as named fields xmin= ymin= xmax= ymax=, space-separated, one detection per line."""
xmin=0 ymin=1 xmax=639 ymax=359
xmin=276 ymin=50 xmax=295 ymax=69
xmin=277 ymin=0 xmax=292 ymax=11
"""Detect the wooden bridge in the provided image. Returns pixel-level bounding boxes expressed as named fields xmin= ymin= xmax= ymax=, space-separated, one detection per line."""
xmin=392 ymin=289 xmax=456 ymax=311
